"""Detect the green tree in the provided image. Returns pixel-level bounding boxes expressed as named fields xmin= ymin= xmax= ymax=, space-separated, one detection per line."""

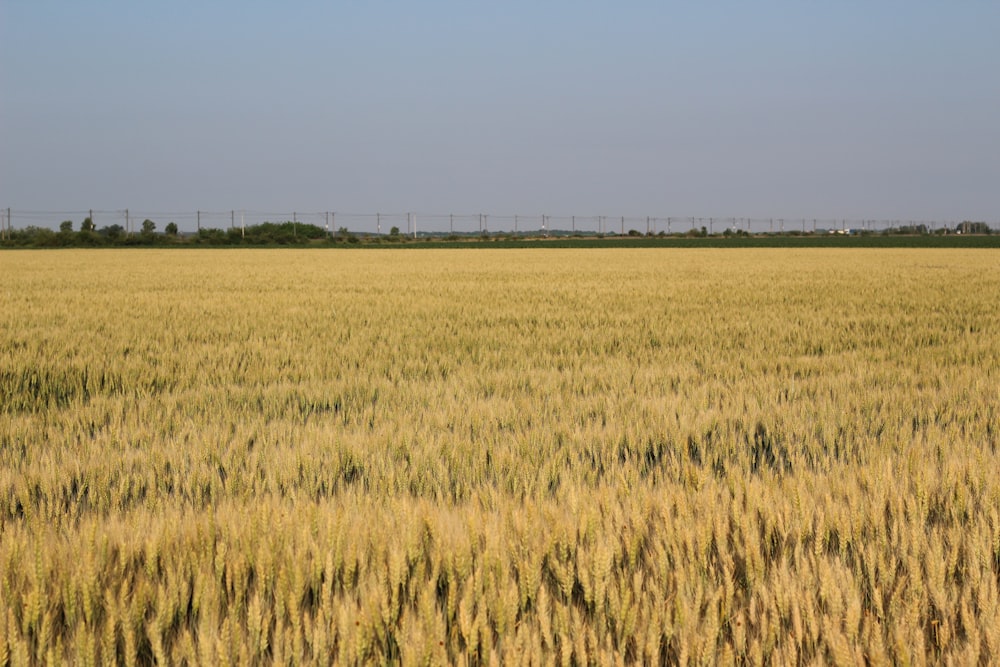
xmin=197 ymin=228 xmax=227 ymax=244
xmin=14 ymin=226 xmax=58 ymax=247
xmin=389 ymin=226 xmax=400 ymax=238
xmin=60 ymin=220 xmax=74 ymax=233
xmin=165 ymin=222 xmax=178 ymax=235
xmin=337 ymin=226 xmax=359 ymax=244
xmin=141 ymin=219 xmax=156 ymax=235
xmin=99 ymin=224 xmax=125 ymax=240
xmin=80 ymin=217 xmax=96 ymax=232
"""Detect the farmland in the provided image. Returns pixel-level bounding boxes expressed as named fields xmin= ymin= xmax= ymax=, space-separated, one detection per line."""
xmin=2 ymin=248 xmax=999 ymax=665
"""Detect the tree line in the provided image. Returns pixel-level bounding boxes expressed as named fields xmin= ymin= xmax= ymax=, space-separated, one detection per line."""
xmin=0 ymin=218 xmax=993 ymax=248
xmin=0 ymin=218 xmax=390 ymax=247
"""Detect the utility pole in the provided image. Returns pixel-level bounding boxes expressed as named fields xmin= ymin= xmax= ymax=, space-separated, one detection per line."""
xmin=515 ymin=215 xmax=519 ymax=234
xmin=197 ymin=210 xmax=201 ymax=232
xmin=377 ymin=213 xmax=381 ymax=235
xmin=125 ymin=209 xmax=129 ymax=236
xmin=231 ymin=210 xmax=235 ymax=231
xmin=412 ymin=213 xmax=417 ymax=239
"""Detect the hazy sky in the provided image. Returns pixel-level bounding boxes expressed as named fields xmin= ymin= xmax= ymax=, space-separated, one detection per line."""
xmin=2 ymin=1 xmax=998 ymax=226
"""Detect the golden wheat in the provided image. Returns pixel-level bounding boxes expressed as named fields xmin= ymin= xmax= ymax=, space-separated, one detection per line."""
xmin=1 ymin=248 xmax=998 ymax=664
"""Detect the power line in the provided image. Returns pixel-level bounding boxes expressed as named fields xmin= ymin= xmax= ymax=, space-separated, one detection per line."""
xmin=0 ymin=208 xmax=984 ymax=236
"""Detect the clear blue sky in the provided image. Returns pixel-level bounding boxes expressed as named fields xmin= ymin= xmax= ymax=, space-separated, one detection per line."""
xmin=2 ymin=1 xmax=998 ymax=226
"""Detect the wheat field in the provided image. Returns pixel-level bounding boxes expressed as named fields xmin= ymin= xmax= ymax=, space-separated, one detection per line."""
xmin=1 ymin=248 xmax=998 ymax=665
